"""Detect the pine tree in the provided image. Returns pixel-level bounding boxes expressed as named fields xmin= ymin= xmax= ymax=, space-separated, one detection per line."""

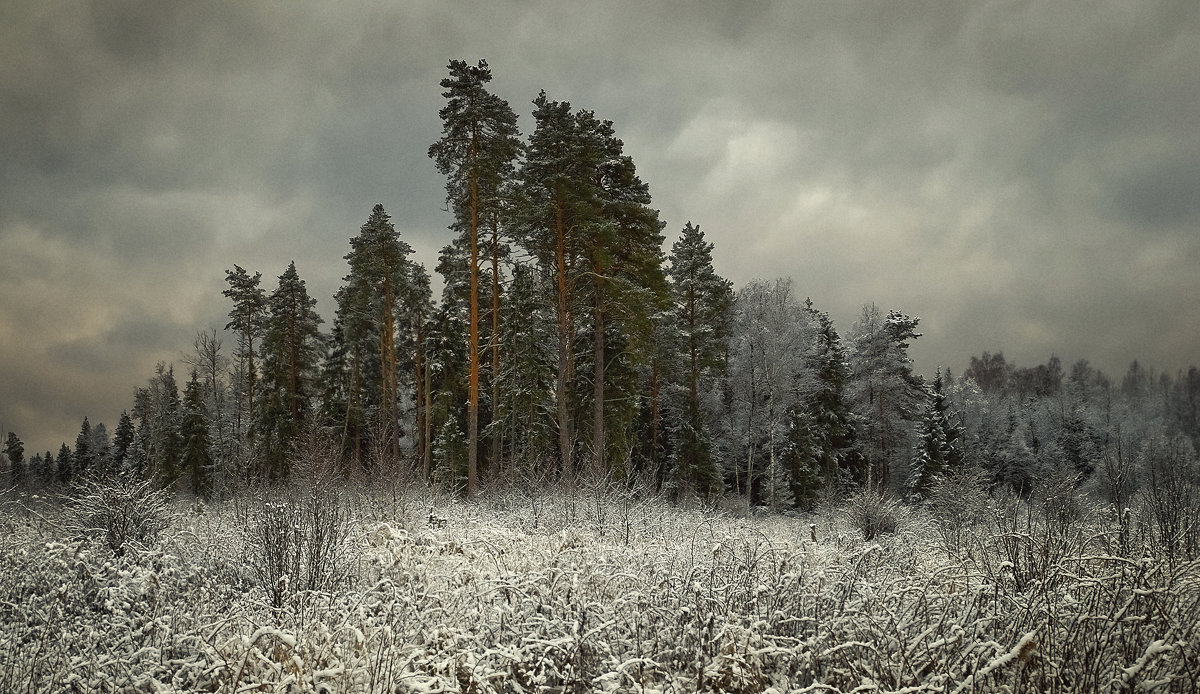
xmin=181 ymin=371 xmax=214 ymax=498
xmin=578 ymin=110 xmax=668 ymax=477
xmin=259 ymin=261 xmax=324 ymax=479
xmin=430 ymin=59 xmax=522 ymax=497
xmin=223 ymin=265 xmax=267 ymax=449
xmin=666 ymin=222 xmax=733 ymax=498
xmin=4 ymin=432 xmax=24 ymax=488
xmin=518 ymin=92 xmax=605 ymax=482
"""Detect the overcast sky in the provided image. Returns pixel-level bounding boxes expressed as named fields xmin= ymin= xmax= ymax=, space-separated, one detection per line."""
xmin=3 ymin=1 xmax=1198 ymax=453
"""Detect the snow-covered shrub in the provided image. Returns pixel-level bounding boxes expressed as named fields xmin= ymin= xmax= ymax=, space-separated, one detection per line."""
xmin=843 ymin=487 xmax=900 ymax=540
xmin=64 ymin=475 xmax=171 ymax=555
xmin=1138 ymin=433 xmax=1200 ymax=567
xmin=242 ymin=483 xmax=351 ymax=608
xmin=928 ymin=466 xmax=992 ymax=560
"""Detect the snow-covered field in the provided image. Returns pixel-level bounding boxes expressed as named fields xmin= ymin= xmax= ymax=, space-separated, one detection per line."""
xmin=1 ymin=482 xmax=1197 ymax=693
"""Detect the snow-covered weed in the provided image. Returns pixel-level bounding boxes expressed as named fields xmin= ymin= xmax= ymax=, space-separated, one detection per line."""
xmin=63 ymin=476 xmax=172 ymax=556
xmin=1 ymin=486 xmax=1198 ymax=692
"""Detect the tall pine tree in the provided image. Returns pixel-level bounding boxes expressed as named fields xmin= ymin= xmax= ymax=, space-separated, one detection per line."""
xmin=223 ymin=265 xmax=267 ymax=451
xmin=429 ymin=59 xmax=522 ymax=497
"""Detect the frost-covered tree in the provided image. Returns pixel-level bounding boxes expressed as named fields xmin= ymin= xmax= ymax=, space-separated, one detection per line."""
xmin=848 ymin=305 xmax=925 ymax=488
xmin=725 ymin=278 xmax=809 ymax=508
xmin=666 ymin=222 xmax=733 ymax=499
xmin=184 ymin=329 xmax=232 ymax=465
xmin=782 ymin=300 xmax=859 ymax=507
xmin=127 ymin=363 xmax=184 ymax=489
xmin=906 ymin=369 xmax=964 ymax=499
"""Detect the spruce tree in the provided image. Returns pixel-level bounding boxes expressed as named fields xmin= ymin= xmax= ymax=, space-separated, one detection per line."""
xmin=259 ymin=261 xmax=324 ymax=479
xmin=666 ymin=222 xmax=733 ymax=498
xmin=182 ymin=371 xmax=214 ymax=498
xmin=39 ymin=450 xmax=55 ymax=488
xmin=74 ymin=418 xmax=93 ymax=479
xmin=333 ymin=204 xmax=416 ymax=468
xmin=495 ymin=264 xmax=556 ymax=471
xmin=111 ymin=411 xmax=135 ymax=478
xmin=429 ymin=59 xmax=522 ymax=496
xmin=784 ymin=300 xmax=858 ymax=506
xmin=4 ymin=432 xmax=24 ymax=488
xmin=56 ymin=442 xmax=73 ymax=487
xmin=802 ymin=301 xmax=860 ymax=485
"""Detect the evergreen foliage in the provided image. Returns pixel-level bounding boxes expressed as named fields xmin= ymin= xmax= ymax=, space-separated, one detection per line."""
xmin=258 ymin=261 xmax=324 ymax=479
xmin=430 ymin=59 xmax=523 ymax=497
xmin=4 ymin=432 xmax=24 ymax=488
xmin=181 ymin=372 xmax=214 ymax=498
xmin=666 ymin=222 xmax=733 ymax=499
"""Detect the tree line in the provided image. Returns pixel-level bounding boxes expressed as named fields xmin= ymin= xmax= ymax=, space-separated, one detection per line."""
xmin=5 ymin=60 xmax=1199 ymax=509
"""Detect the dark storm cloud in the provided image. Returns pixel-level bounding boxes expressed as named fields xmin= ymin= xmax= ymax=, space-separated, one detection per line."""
xmin=2 ymin=0 xmax=1199 ymax=452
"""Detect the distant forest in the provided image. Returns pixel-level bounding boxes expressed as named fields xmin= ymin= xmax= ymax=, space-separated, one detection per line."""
xmin=5 ymin=61 xmax=1199 ymax=510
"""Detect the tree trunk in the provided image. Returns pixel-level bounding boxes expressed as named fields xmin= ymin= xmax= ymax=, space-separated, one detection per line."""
xmin=380 ymin=277 xmax=398 ymax=463
xmin=592 ymin=284 xmax=605 ymax=476
xmin=467 ymin=154 xmax=480 ymax=499
xmin=414 ymin=317 xmax=426 ymax=480
xmin=746 ymin=340 xmax=755 ymax=502
xmin=555 ymin=196 xmax=573 ymax=482
xmin=490 ymin=214 xmax=502 ymax=481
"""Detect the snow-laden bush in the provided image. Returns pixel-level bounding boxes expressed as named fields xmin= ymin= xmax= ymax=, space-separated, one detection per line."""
xmin=928 ymin=466 xmax=992 ymax=560
xmin=64 ymin=475 xmax=171 ymax=555
xmin=843 ymin=487 xmax=901 ymax=540
xmin=241 ymin=482 xmax=352 ymax=608
xmin=3 ymin=482 xmax=1199 ymax=692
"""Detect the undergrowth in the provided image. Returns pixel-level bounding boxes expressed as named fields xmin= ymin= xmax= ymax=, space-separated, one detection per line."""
xmin=0 ymin=481 xmax=1196 ymax=693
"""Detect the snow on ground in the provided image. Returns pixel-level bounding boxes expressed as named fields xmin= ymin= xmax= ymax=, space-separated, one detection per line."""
xmin=0 ymin=483 xmax=1196 ymax=692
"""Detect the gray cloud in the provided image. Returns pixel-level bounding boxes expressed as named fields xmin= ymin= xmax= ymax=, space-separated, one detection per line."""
xmin=2 ymin=0 xmax=1198 ymax=452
